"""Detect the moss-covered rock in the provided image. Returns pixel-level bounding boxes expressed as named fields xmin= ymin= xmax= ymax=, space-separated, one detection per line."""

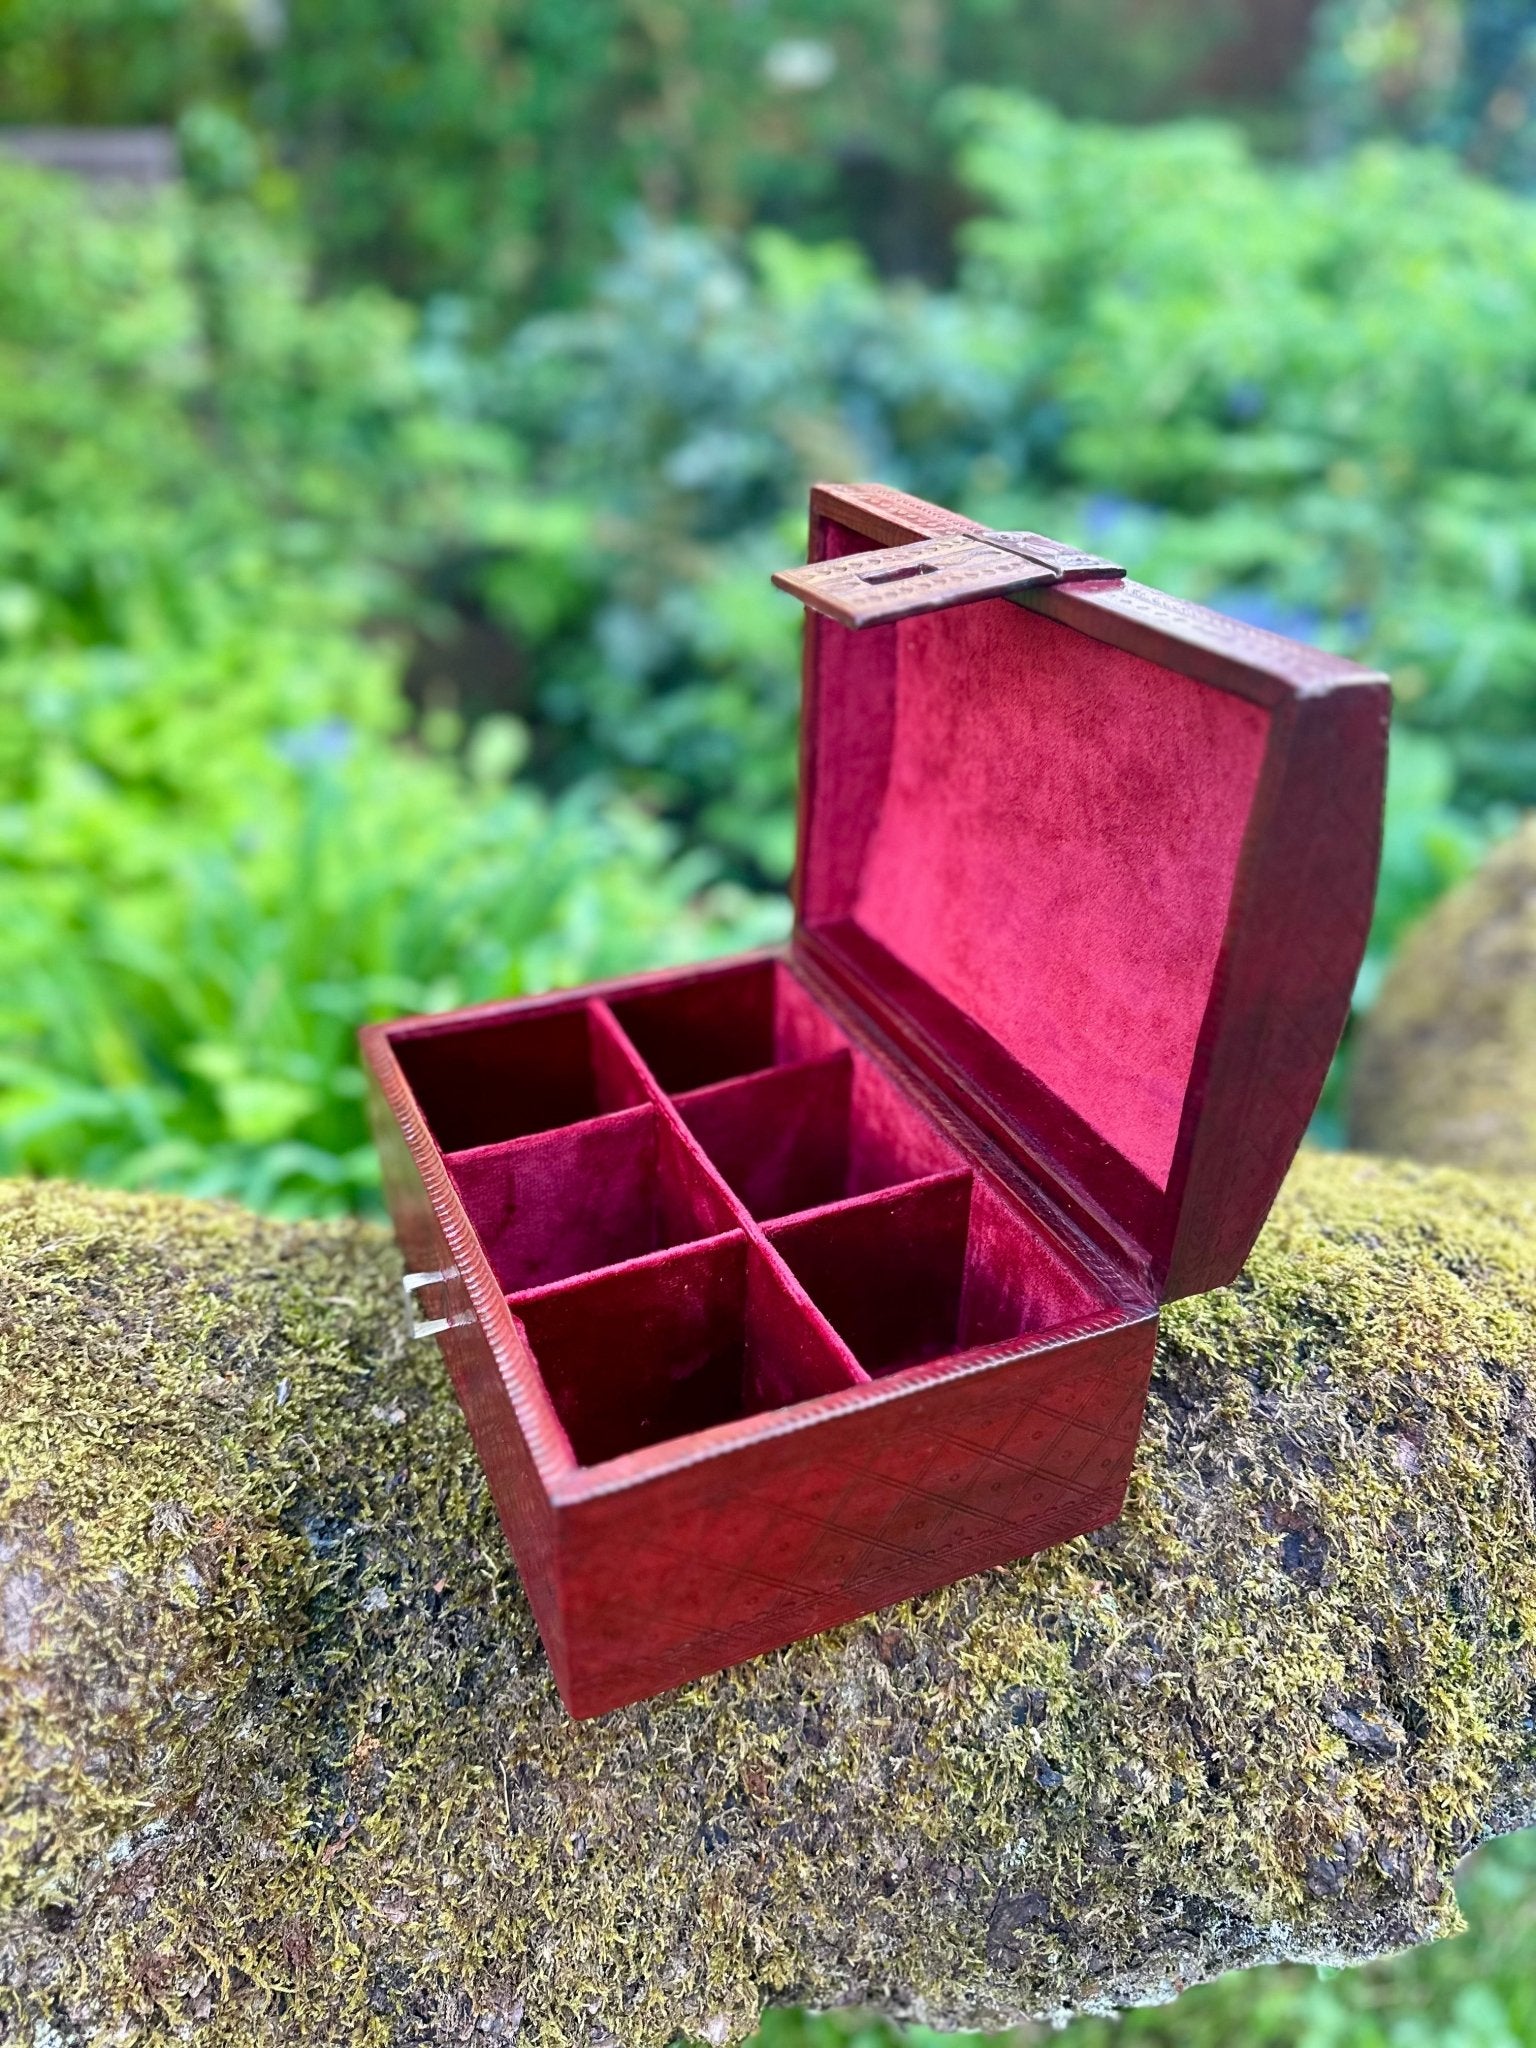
xmin=1349 ymin=817 xmax=1536 ymax=1173
xmin=2 ymin=1159 xmax=1535 ymax=2045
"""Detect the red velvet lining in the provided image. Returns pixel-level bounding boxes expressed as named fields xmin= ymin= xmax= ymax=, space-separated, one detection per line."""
xmin=445 ymin=1104 xmax=737 ymax=1294
xmin=768 ymin=1169 xmax=1103 ymax=1378
xmin=392 ymin=999 xmax=648 ymax=1153
xmin=676 ymin=1054 xmax=854 ymax=1220
xmin=802 ymin=523 xmax=1271 ymax=1191
xmin=610 ymin=958 xmax=844 ymax=1092
xmin=675 ymin=1040 xmax=965 ymax=1221
xmin=509 ymin=1235 xmax=858 ymax=1468
xmin=766 ymin=1176 xmax=971 ymax=1374
xmin=960 ymin=1173 xmax=1106 ymax=1347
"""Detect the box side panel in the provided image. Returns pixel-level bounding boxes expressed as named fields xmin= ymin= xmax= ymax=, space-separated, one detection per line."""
xmin=1161 ymin=682 xmax=1389 ymax=1298
xmin=551 ymin=1314 xmax=1157 ymax=1717
xmin=364 ymin=1053 xmax=568 ymax=1672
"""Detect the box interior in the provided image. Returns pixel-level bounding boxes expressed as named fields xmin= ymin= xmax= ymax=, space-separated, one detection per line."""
xmin=390 ymin=957 xmax=1120 ymax=1472
xmin=799 ymin=520 xmax=1274 ymax=1199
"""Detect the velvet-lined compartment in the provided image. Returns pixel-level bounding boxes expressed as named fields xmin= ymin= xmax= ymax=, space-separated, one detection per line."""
xmin=767 ymin=1171 xmax=1106 ymax=1377
xmin=444 ymin=1103 xmax=737 ymax=1294
xmin=610 ymin=957 xmax=846 ymax=1094
xmin=508 ymin=1235 xmax=863 ymax=1468
xmin=392 ymin=998 xmax=647 ymax=1154
xmin=391 ymin=952 xmax=1117 ymax=1475
xmin=674 ymin=1040 xmax=966 ymax=1221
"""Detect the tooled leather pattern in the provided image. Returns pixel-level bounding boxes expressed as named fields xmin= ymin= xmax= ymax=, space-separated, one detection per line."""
xmin=823 ymin=481 xmax=1384 ymax=696
xmin=562 ymin=1318 xmax=1153 ymax=1711
xmin=1077 ymin=580 xmax=1383 ymax=697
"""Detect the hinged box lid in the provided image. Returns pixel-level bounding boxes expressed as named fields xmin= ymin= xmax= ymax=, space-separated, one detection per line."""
xmin=780 ymin=482 xmax=1390 ymax=1304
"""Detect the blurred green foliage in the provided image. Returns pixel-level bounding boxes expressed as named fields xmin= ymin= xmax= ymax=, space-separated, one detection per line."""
xmin=5 ymin=82 xmax=1532 ymax=1204
xmin=465 ymin=102 xmax=1527 ymax=940
xmin=946 ymin=92 xmax=1531 ymax=1007
xmin=3 ymin=82 xmax=1530 ymax=1205
xmin=1309 ymin=0 xmax=1536 ymax=187
xmin=0 ymin=163 xmax=776 ymax=1212
xmin=752 ymin=1828 xmax=1536 ymax=2047
xmin=0 ymin=0 xmax=1290 ymax=303
xmin=476 ymin=218 xmax=1041 ymax=879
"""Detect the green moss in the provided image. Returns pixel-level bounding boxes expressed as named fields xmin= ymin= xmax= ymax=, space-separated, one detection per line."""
xmin=1350 ymin=816 xmax=1536 ymax=1174
xmin=1 ymin=1156 xmax=1534 ymax=2043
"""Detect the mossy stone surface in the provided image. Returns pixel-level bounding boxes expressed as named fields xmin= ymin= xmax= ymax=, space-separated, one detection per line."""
xmin=2 ymin=1158 xmax=1535 ymax=2044
xmin=1349 ymin=816 xmax=1536 ymax=1173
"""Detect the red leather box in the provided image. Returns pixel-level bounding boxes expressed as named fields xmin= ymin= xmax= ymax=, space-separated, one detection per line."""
xmin=361 ymin=481 xmax=1389 ymax=1719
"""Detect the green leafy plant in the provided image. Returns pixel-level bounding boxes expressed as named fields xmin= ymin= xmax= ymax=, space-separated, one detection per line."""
xmin=0 ymin=163 xmax=777 ymax=1213
xmin=463 ymin=112 xmax=1535 ymax=918
xmin=0 ymin=666 xmax=771 ymax=1213
xmin=480 ymin=218 xmax=1039 ymax=881
xmin=0 ymin=0 xmax=1272 ymax=306
xmin=1307 ymin=0 xmax=1536 ymax=189
xmin=950 ymin=93 xmax=1536 ymax=825
xmin=5 ymin=107 xmax=1535 ymax=1193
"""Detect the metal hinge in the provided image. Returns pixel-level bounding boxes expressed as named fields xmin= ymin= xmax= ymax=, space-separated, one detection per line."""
xmin=771 ymin=528 xmax=1123 ymax=631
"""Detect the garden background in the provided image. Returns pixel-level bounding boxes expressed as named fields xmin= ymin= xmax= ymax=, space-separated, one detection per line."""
xmin=1 ymin=0 xmax=1534 ymax=2038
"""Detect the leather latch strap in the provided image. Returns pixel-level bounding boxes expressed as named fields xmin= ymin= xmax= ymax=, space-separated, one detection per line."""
xmin=772 ymin=527 xmax=1124 ymax=630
